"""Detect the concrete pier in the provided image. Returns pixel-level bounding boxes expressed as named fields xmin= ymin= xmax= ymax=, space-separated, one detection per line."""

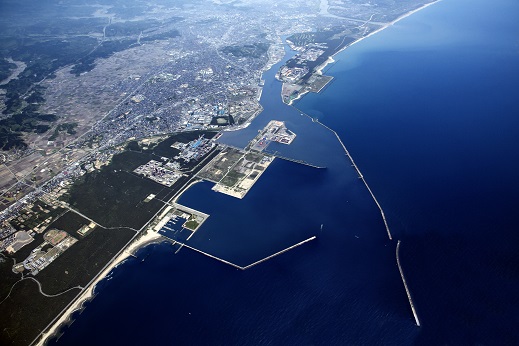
xmin=174 ymin=242 xmax=184 ymax=254
xmin=396 ymin=240 xmax=421 ymax=326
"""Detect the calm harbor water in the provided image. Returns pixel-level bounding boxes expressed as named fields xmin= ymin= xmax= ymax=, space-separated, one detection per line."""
xmin=52 ymin=0 xmax=519 ymax=344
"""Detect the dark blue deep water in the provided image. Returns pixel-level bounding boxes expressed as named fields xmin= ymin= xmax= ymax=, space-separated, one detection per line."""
xmin=52 ymin=0 xmax=519 ymax=345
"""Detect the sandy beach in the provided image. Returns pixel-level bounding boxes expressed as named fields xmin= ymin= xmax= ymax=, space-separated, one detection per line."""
xmin=286 ymin=0 xmax=442 ymax=105
xmin=172 ymin=179 xmax=202 ymax=203
xmin=37 ymin=174 xmax=205 ymax=344
xmin=349 ymin=0 xmax=442 ymax=49
xmin=315 ymin=56 xmax=335 ymax=75
xmin=36 ymin=229 xmax=164 ymax=346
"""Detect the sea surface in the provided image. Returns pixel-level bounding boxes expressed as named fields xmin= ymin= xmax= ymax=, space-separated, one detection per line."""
xmin=51 ymin=0 xmax=519 ymax=344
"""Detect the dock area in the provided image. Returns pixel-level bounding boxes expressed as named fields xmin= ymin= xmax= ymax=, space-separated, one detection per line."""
xmin=151 ymin=203 xmax=209 ymax=242
xmin=197 ymin=120 xmax=301 ymax=199
xmin=250 ymin=120 xmax=296 ymax=152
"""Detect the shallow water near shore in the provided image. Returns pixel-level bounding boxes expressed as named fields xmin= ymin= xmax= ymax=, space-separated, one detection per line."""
xmin=51 ymin=0 xmax=519 ymax=344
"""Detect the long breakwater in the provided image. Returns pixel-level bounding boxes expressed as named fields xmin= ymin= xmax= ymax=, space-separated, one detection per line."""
xmin=292 ymin=107 xmax=393 ymax=240
xmin=174 ymin=236 xmax=317 ymax=271
xmin=396 ymin=240 xmax=421 ymax=326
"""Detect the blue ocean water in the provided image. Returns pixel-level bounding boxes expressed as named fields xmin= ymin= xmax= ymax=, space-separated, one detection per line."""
xmin=51 ymin=0 xmax=519 ymax=344
xmin=296 ymin=0 xmax=519 ymax=343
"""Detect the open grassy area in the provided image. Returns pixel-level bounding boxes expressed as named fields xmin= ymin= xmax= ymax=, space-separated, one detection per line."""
xmin=184 ymin=220 xmax=199 ymax=230
xmin=245 ymin=152 xmax=264 ymax=163
xmin=197 ymin=147 xmax=243 ymax=182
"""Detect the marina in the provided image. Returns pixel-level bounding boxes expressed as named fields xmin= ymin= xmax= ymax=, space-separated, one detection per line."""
xmin=153 ymin=203 xmax=209 ymax=243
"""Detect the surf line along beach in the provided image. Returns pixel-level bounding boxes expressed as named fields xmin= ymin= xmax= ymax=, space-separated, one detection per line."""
xmin=286 ymin=0 xmax=443 ymax=105
xmin=35 ymin=228 xmax=163 ymax=345
xmin=36 ymin=231 xmax=317 ymax=344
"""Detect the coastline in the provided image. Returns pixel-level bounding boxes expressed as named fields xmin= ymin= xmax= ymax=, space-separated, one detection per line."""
xmin=315 ymin=56 xmax=335 ymax=76
xmin=36 ymin=230 xmax=164 ymax=346
xmin=33 ymin=2 xmax=442 ymax=344
xmin=36 ymin=172 xmax=205 ymax=344
xmin=286 ymin=0 xmax=442 ymax=105
xmin=349 ymin=0 xmax=442 ymax=50
xmin=172 ymin=179 xmax=202 ymax=203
